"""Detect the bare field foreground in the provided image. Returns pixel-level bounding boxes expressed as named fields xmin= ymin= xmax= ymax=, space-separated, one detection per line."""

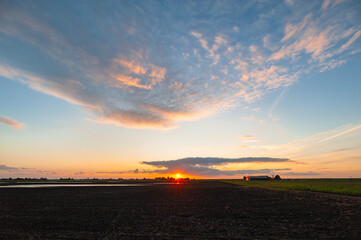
xmin=0 ymin=181 xmax=360 ymax=239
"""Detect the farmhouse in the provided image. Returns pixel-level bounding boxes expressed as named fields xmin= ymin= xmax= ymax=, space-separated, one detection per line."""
xmin=243 ymin=176 xmax=271 ymax=181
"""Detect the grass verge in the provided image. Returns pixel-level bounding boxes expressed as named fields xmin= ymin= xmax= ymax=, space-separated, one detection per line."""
xmin=223 ymin=179 xmax=361 ymax=196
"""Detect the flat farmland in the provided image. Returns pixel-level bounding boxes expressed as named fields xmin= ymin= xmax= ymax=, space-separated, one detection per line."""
xmin=0 ymin=181 xmax=360 ymax=239
xmin=224 ymin=178 xmax=361 ymax=196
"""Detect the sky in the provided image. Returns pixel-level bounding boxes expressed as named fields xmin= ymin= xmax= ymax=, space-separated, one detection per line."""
xmin=0 ymin=0 xmax=360 ymax=179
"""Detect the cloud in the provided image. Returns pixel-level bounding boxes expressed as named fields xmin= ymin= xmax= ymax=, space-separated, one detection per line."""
xmin=237 ymin=135 xmax=255 ymax=139
xmin=0 ymin=164 xmax=53 ymax=173
xmin=113 ymin=60 xmax=166 ymax=89
xmin=320 ymin=59 xmax=346 ymax=72
xmin=140 ymin=157 xmax=293 ymax=176
xmin=320 ymin=124 xmax=361 ymax=142
xmin=96 ymin=169 xmax=142 ymax=174
xmin=0 ymin=1 xmax=359 ymax=129
xmin=321 ymin=0 xmax=347 ymax=11
xmin=270 ymin=6 xmax=360 ymax=69
xmin=282 ymin=171 xmax=320 ymax=176
xmin=281 ymin=14 xmax=311 ymax=42
xmin=0 ymin=164 xmax=19 ymax=171
xmin=337 ymin=30 xmax=361 ymax=53
xmin=0 ymin=164 xmax=60 ymax=177
xmin=0 ymin=116 xmax=24 ymax=129
xmin=271 ymin=25 xmax=333 ymax=60
xmin=284 ymin=0 xmax=295 ymax=6
xmin=321 ymin=0 xmax=331 ymax=11
xmin=249 ymin=122 xmax=361 ymax=165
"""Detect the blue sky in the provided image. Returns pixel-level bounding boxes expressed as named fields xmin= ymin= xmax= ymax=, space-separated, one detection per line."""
xmin=0 ymin=0 xmax=360 ymax=178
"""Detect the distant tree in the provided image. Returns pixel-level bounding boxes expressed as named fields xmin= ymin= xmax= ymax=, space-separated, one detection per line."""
xmin=274 ymin=175 xmax=281 ymax=180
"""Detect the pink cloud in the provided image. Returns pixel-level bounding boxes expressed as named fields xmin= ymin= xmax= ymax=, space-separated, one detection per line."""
xmin=113 ymin=59 xmax=166 ymax=89
xmin=282 ymin=14 xmax=311 ymax=42
xmin=113 ymin=74 xmax=151 ymax=89
xmin=0 ymin=117 xmax=24 ymax=129
xmin=338 ymin=30 xmax=361 ymax=53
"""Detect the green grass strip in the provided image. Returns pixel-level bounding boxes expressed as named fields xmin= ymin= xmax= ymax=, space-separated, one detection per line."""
xmin=223 ymin=179 xmax=361 ymax=196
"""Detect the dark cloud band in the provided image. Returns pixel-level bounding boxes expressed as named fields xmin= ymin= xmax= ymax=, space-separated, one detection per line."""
xmin=140 ymin=157 xmax=293 ymax=176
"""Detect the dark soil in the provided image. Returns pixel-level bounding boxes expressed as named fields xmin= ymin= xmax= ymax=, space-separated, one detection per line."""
xmin=0 ymin=181 xmax=360 ymax=239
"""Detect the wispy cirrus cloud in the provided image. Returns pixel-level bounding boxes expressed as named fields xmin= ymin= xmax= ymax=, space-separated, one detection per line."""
xmin=0 ymin=116 xmax=24 ymax=129
xmin=248 ymin=123 xmax=361 ymax=164
xmin=320 ymin=124 xmax=361 ymax=142
xmin=0 ymin=0 xmax=359 ymax=129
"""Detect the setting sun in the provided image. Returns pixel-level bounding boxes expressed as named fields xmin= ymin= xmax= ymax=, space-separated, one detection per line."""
xmin=176 ymin=174 xmax=180 ymax=179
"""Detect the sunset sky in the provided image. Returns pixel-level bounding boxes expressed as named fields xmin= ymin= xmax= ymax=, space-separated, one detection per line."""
xmin=1 ymin=0 xmax=360 ymax=179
